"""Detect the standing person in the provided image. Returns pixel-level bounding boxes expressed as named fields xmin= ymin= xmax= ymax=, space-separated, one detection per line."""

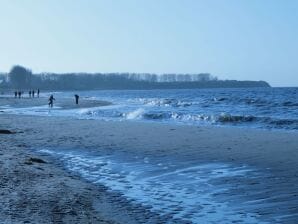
xmin=48 ymin=95 xmax=55 ymax=108
xmin=18 ymin=91 xmax=21 ymax=98
xmin=14 ymin=91 xmax=17 ymax=98
xmin=74 ymin=94 xmax=79 ymax=105
xmin=32 ymin=90 xmax=35 ymax=98
xmin=29 ymin=90 xmax=32 ymax=98
xmin=37 ymin=89 xmax=40 ymax=98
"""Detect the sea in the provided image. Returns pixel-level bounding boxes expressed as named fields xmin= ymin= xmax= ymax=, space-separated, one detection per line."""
xmin=3 ymin=87 xmax=298 ymax=130
xmin=2 ymin=87 xmax=298 ymax=223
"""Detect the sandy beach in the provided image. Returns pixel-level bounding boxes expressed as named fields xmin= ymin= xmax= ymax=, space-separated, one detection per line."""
xmin=0 ymin=97 xmax=298 ymax=223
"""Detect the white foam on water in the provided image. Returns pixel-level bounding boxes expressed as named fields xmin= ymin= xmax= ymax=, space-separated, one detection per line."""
xmin=1 ymin=105 xmax=63 ymax=116
xmin=124 ymin=108 xmax=145 ymax=120
xmin=1 ymin=105 xmax=99 ymax=118
xmin=39 ymin=149 xmax=271 ymax=223
xmin=76 ymin=107 xmax=103 ymax=117
xmin=0 ymin=104 xmax=12 ymax=109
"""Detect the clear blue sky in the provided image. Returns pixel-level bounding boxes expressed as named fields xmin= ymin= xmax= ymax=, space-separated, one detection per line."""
xmin=0 ymin=0 xmax=297 ymax=87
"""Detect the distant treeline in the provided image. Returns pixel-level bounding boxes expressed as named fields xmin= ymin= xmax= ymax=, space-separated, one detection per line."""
xmin=0 ymin=65 xmax=270 ymax=90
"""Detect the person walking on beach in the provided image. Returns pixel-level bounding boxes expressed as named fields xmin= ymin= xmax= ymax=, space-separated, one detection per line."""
xmin=14 ymin=91 xmax=17 ymax=98
xmin=48 ymin=95 xmax=55 ymax=108
xmin=29 ymin=90 xmax=32 ymax=98
xmin=74 ymin=94 xmax=79 ymax=105
xmin=18 ymin=91 xmax=21 ymax=98
xmin=37 ymin=89 xmax=40 ymax=98
xmin=32 ymin=90 xmax=35 ymax=98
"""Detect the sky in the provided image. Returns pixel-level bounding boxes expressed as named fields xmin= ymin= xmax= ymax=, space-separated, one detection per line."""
xmin=0 ymin=0 xmax=297 ymax=87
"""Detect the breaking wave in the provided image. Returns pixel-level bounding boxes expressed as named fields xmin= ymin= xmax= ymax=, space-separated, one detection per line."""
xmin=133 ymin=98 xmax=193 ymax=107
xmin=124 ymin=108 xmax=145 ymax=120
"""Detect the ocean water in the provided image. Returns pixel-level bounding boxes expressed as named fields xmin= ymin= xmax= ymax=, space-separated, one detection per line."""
xmin=2 ymin=87 xmax=297 ymax=130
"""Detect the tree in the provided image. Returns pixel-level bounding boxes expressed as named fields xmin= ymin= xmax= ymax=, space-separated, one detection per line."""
xmin=9 ymin=65 xmax=32 ymax=89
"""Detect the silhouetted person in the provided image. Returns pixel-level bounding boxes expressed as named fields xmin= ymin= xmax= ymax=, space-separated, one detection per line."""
xmin=14 ymin=91 xmax=17 ymax=98
xmin=74 ymin=94 xmax=79 ymax=105
xmin=32 ymin=90 xmax=35 ymax=98
xmin=18 ymin=91 xmax=21 ymax=98
xmin=29 ymin=90 xmax=32 ymax=98
xmin=48 ymin=95 xmax=55 ymax=108
xmin=37 ymin=89 xmax=40 ymax=97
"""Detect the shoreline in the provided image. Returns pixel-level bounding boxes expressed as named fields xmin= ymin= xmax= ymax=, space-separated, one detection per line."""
xmin=0 ymin=95 xmax=111 ymax=109
xmin=1 ymin=113 xmax=298 ymax=223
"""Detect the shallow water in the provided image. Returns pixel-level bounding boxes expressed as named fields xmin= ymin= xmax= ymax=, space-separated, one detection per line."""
xmin=39 ymin=148 xmax=288 ymax=223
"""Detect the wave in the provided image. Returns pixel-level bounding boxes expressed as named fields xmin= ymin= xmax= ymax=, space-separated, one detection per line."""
xmin=78 ymin=107 xmax=123 ymax=118
xmin=217 ymin=113 xmax=257 ymax=123
xmin=124 ymin=108 xmax=145 ymax=120
xmin=134 ymin=98 xmax=193 ymax=107
xmin=238 ymin=98 xmax=298 ymax=108
xmin=142 ymin=111 xmax=257 ymax=124
xmin=68 ymin=107 xmax=298 ymax=130
xmin=266 ymin=118 xmax=298 ymax=129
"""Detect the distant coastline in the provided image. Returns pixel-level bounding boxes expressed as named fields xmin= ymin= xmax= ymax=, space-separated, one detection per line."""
xmin=0 ymin=74 xmax=271 ymax=90
xmin=0 ymin=65 xmax=270 ymax=90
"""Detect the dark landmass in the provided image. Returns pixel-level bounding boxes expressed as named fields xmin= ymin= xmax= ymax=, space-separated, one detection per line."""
xmin=0 ymin=65 xmax=271 ymax=90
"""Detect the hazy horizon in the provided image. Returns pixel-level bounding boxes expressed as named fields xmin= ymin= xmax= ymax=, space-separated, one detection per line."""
xmin=0 ymin=0 xmax=297 ymax=87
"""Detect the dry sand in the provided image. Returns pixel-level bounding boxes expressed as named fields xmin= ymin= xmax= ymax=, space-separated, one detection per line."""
xmin=0 ymin=97 xmax=298 ymax=223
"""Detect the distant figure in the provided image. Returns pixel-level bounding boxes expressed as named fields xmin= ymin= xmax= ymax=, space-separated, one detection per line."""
xmin=74 ymin=94 xmax=79 ymax=105
xmin=32 ymin=90 xmax=35 ymax=98
xmin=14 ymin=91 xmax=17 ymax=98
xmin=18 ymin=91 xmax=21 ymax=98
xmin=29 ymin=90 xmax=32 ymax=98
xmin=37 ymin=89 xmax=40 ymax=98
xmin=48 ymin=95 xmax=55 ymax=108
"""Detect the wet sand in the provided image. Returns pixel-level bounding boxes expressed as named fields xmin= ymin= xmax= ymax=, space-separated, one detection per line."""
xmin=0 ymin=97 xmax=298 ymax=223
xmin=0 ymin=96 xmax=111 ymax=110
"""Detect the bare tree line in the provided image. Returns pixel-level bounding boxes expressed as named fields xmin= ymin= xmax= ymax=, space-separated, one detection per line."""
xmin=0 ymin=65 xmax=270 ymax=90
